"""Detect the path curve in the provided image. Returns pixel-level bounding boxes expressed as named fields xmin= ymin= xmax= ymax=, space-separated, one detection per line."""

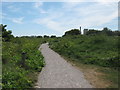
xmin=37 ymin=43 xmax=93 ymax=88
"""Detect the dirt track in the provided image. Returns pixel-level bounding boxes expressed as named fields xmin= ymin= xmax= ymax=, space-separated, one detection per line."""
xmin=36 ymin=43 xmax=93 ymax=88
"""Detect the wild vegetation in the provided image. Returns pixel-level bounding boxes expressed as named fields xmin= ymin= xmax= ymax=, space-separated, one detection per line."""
xmin=50 ymin=35 xmax=119 ymax=68
xmin=49 ymin=28 xmax=119 ymax=88
xmin=1 ymin=24 xmax=45 ymax=88
xmin=0 ymin=27 xmax=1 ymax=89
xmin=1 ymin=24 xmax=119 ymax=88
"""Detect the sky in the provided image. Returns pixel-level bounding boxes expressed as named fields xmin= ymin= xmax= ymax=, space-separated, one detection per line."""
xmin=1 ymin=0 xmax=119 ymax=36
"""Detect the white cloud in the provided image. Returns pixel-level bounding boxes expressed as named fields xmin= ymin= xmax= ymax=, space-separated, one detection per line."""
xmin=63 ymin=2 xmax=117 ymax=28
xmin=81 ymin=10 xmax=117 ymax=27
xmin=63 ymin=2 xmax=81 ymax=9
xmin=2 ymin=14 xmax=24 ymax=24
xmin=0 ymin=12 xmax=7 ymax=23
xmin=12 ymin=17 xmax=24 ymax=24
xmin=33 ymin=2 xmax=118 ymax=34
xmin=39 ymin=9 xmax=47 ymax=13
xmin=95 ymin=0 xmax=119 ymax=3
xmin=34 ymin=18 xmax=65 ymax=33
xmin=7 ymin=5 xmax=21 ymax=12
xmin=34 ymin=2 xmax=47 ymax=13
xmin=34 ymin=2 xmax=43 ymax=8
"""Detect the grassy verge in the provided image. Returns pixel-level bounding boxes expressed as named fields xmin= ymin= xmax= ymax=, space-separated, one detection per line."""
xmin=62 ymin=56 xmax=118 ymax=88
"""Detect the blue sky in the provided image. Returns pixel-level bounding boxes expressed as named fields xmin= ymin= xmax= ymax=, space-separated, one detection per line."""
xmin=1 ymin=1 xmax=118 ymax=36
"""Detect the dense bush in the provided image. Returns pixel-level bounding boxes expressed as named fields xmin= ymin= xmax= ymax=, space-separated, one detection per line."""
xmin=63 ymin=29 xmax=81 ymax=36
xmin=49 ymin=35 xmax=119 ymax=68
xmin=2 ymin=38 xmax=45 ymax=88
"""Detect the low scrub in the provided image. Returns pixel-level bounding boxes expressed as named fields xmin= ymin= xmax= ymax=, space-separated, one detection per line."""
xmin=49 ymin=35 xmax=119 ymax=68
xmin=2 ymin=38 xmax=45 ymax=88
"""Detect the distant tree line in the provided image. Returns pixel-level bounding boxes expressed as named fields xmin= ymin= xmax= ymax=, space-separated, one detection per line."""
xmin=20 ymin=35 xmax=57 ymax=38
xmin=85 ymin=27 xmax=120 ymax=36
xmin=1 ymin=24 xmax=59 ymax=39
xmin=63 ymin=27 xmax=120 ymax=36
xmin=1 ymin=24 xmax=119 ymax=40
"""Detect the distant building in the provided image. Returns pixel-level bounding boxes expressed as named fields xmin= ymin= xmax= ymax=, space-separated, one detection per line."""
xmin=83 ymin=29 xmax=88 ymax=35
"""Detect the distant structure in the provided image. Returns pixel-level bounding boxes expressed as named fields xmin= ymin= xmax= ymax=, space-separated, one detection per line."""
xmin=83 ymin=29 xmax=88 ymax=35
xmin=80 ymin=26 xmax=81 ymax=34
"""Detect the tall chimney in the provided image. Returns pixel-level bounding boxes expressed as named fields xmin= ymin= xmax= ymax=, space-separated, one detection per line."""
xmin=80 ymin=26 xmax=81 ymax=34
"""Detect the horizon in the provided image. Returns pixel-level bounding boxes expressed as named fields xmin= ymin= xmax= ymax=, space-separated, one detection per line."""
xmin=1 ymin=1 xmax=118 ymax=37
xmin=9 ymin=27 xmax=119 ymax=37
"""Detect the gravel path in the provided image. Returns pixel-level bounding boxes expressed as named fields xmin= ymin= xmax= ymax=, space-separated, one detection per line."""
xmin=36 ymin=43 xmax=93 ymax=88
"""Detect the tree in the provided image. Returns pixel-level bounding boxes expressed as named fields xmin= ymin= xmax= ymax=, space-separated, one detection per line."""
xmin=51 ymin=35 xmax=56 ymax=38
xmin=0 ymin=24 xmax=14 ymax=42
xmin=64 ymin=29 xmax=81 ymax=36
xmin=113 ymin=31 xmax=120 ymax=36
xmin=44 ymin=35 xmax=49 ymax=38
xmin=37 ymin=36 xmax=42 ymax=38
xmin=102 ymin=27 xmax=110 ymax=32
xmin=86 ymin=29 xmax=101 ymax=35
xmin=102 ymin=27 xmax=113 ymax=36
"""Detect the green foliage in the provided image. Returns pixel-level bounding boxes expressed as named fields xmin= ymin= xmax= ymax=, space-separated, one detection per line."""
xmin=86 ymin=27 xmax=120 ymax=36
xmin=0 ymin=24 xmax=14 ymax=42
xmin=49 ymin=35 xmax=119 ymax=68
xmin=44 ymin=35 xmax=49 ymax=38
xmin=37 ymin=36 xmax=42 ymax=38
xmin=86 ymin=29 xmax=101 ymax=35
xmin=63 ymin=29 xmax=81 ymax=36
xmin=51 ymin=35 xmax=56 ymax=38
xmin=49 ymin=35 xmax=119 ymax=87
xmin=3 ymin=66 xmax=32 ymax=88
xmin=2 ymin=38 xmax=45 ymax=88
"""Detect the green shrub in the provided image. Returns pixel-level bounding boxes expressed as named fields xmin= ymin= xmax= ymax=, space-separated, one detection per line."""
xmin=2 ymin=38 xmax=45 ymax=88
xmin=49 ymin=35 xmax=119 ymax=68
